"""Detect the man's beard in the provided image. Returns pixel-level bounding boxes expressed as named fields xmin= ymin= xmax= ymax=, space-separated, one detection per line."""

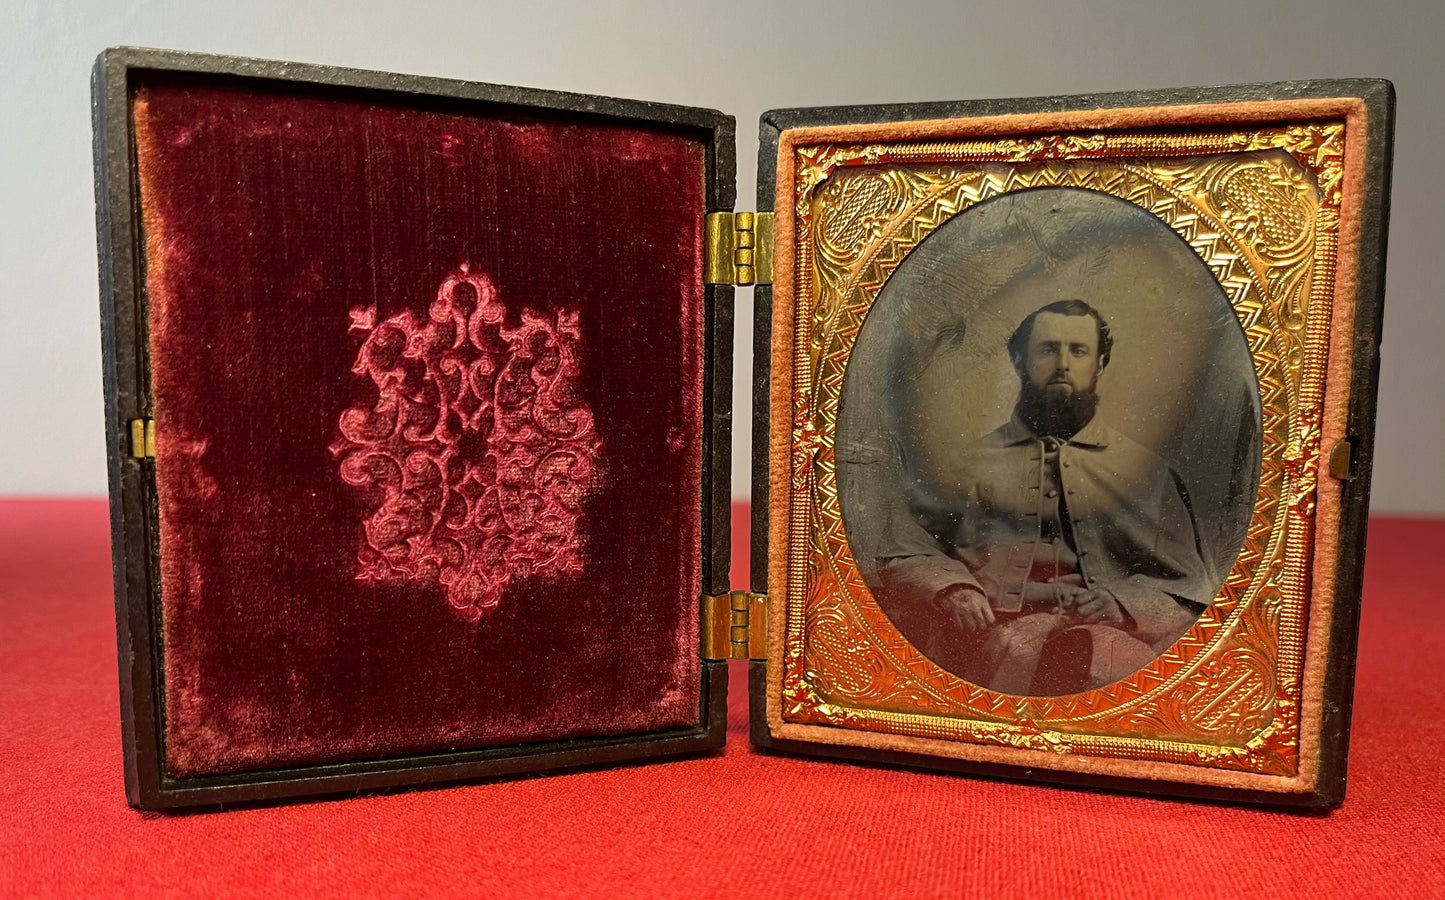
xmin=1017 ymin=380 xmax=1099 ymax=439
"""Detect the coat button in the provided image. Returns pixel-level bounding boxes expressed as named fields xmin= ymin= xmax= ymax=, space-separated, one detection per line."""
xmin=1045 ymin=489 xmax=1058 ymax=498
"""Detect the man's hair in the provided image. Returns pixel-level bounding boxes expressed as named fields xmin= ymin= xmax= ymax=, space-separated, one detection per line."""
xmin=1007 ymin=299 xmax=1113 ymax=373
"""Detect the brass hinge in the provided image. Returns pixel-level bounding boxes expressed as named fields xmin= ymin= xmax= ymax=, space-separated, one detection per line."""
xmin=704 ymin=211 xmax=774 ymax=286
xmin=128 ymin=418 xmax=156 ymax=459
xmin=701 ymin=590 xmax=769 ymax=660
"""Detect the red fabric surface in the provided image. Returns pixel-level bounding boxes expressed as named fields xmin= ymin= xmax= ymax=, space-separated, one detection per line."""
xmin=2 ymin=499 xmax=1444 ymax=899
xmin=129 ymin=80 xmax=707 ymax=775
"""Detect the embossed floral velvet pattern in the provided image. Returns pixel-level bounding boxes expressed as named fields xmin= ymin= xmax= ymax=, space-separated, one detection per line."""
xmin=330 ymin=265 xmax=603 ymax=622
xmin=133 ymin=80 xmax=706 ymax=777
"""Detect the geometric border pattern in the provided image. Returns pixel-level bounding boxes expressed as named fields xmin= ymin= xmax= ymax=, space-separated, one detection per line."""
xmin=779 ymin=123 xmax=1345 ymax=775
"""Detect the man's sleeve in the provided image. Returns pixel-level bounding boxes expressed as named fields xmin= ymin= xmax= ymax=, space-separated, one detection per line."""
xmin=1106 ymin=468 xmax=1213 ymax=647
xmin=872 ymin=492 xmax=986 ymax=608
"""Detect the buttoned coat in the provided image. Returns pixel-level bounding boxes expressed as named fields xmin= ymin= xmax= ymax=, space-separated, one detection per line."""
xmin=877 ymin=414 xmax=1211 ymax=650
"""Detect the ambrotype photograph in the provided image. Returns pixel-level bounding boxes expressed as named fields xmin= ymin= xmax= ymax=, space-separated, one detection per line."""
xmin=838 ymin=186 xmax=1261 ymax=697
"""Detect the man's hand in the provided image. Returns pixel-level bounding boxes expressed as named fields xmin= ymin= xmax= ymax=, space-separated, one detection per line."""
xmin=1071 ymin=588 xmax=1126 ymax=627
xmin=1045 ymin=573 xmax=1086 ymax=607
xmin=938 ymin=585 xmax=995 ymax=633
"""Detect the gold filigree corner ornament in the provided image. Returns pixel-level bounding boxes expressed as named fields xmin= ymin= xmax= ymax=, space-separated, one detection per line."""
xmin=773 ymin=121 xmax=1346 ymax=779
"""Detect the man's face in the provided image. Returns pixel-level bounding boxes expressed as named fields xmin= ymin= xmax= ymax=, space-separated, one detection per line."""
xmin=1022 ymin=312 xmax=1102 ymax=399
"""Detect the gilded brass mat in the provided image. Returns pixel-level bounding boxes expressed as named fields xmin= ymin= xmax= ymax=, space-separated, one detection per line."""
xmin=776 ymin=124 xmax=1345 ymax=775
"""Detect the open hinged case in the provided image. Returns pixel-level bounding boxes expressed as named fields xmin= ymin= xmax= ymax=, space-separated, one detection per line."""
xmin=94 ymin=47 xmax=1393 ymax=809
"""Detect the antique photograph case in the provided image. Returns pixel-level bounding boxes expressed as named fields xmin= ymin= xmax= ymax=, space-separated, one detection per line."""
xmin=96 ymin=47 xmax=1393 ymax=810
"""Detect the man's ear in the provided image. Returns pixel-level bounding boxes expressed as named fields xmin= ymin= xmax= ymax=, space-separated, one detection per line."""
xmin=1008 ymin=350 xmax=1026 ymax=377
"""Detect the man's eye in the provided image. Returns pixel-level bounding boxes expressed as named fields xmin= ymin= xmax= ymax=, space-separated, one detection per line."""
xmin=1071 ymin=347 xmax=1088 ymax=356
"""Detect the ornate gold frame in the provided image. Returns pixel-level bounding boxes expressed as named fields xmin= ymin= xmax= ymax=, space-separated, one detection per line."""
xmin=767 ymin=116 xmax=1356 ymax=786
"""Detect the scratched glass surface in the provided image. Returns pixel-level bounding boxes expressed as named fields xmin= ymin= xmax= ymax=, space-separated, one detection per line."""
xmin=836 ymin=186 xmax=1260 ymax=696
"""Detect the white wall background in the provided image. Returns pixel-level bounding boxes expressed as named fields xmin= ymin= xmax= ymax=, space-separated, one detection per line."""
xmin=1 ymin=0 xmax=1441 ymax=512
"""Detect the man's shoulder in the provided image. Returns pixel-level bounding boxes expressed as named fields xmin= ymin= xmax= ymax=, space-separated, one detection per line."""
xmin=1088 ymin=422 xmax=1183 ymax=486
xmin=970 ymin=416 xmax=1156 ymax=454
xmin=972 ymin=418 xmax=1031 ymax=450
xmin=1097 ymin=423 xmax=1167 ymax=461
xmin=969 ymin=415 xmax=1178 ymax=475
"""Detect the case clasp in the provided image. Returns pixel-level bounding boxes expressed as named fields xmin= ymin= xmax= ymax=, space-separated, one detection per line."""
xmin=704 ymin=211 xmax=774 ymax=286
xmin=701 ymin=590 xmax=769 ymax=660
xmin=1329 ymin=438 xmax=1355 ymax=480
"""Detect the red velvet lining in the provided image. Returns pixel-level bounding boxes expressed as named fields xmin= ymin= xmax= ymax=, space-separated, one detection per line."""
xmin=132 ymin=79 xmax=706 ymax=777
